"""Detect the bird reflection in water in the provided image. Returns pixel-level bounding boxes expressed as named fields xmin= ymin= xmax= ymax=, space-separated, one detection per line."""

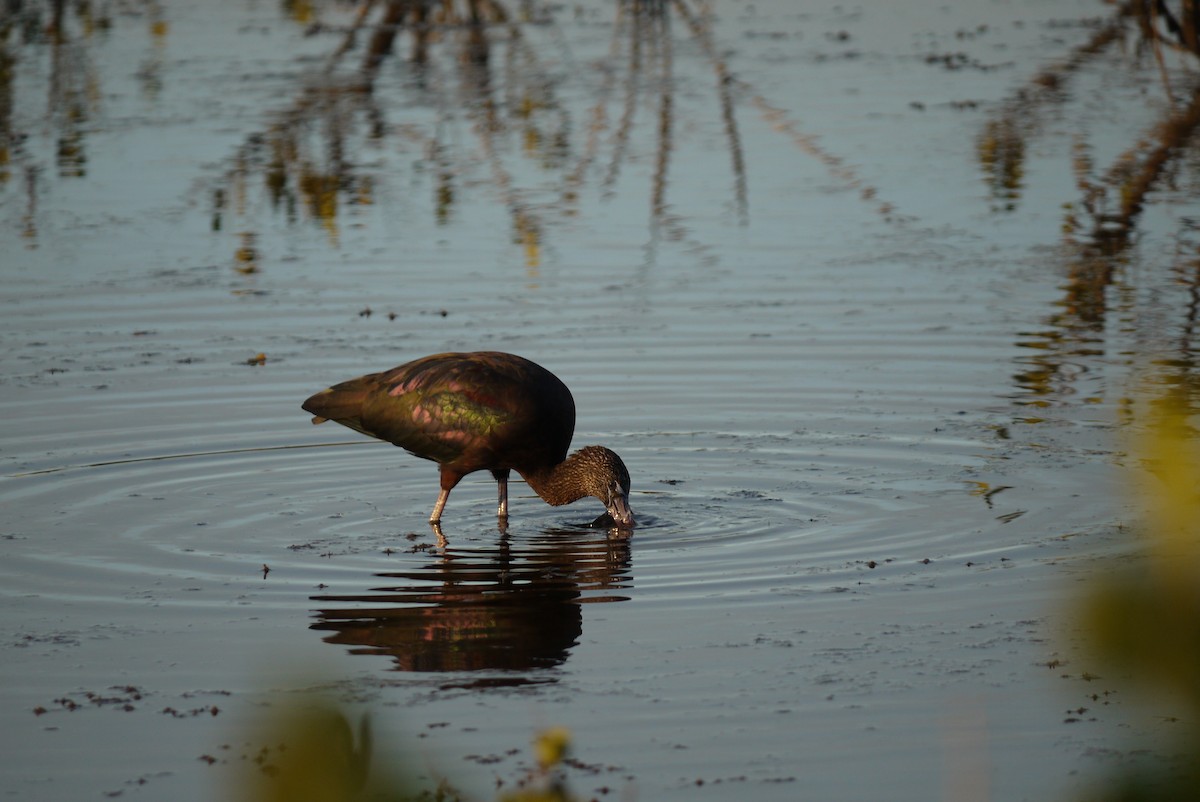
xmin=311 ymin=527 xmax=632 ymax=676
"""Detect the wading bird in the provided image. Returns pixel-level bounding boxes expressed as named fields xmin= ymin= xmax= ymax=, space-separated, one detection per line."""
xmin=303 ymin=351 xmax=634 ymax=529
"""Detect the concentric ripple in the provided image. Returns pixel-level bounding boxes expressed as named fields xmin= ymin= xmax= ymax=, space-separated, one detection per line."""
xmin=0 ymin=397 xmax=1062 ymax=677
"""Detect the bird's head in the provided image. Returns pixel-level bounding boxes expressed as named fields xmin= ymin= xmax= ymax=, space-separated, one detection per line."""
xmin=572 ymin=445 xmax=634 ymax=528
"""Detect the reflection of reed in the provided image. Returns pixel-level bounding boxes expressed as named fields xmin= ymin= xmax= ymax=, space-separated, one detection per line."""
xmin=981 ymin=2 xmax=1200 ymax=242
xmin=454 ymin=10 xmax=549 ymax=268
xmin=993 ymin=12 xmax=1128 ymax=406
xmin=670 ymin=0 xmax=747 ymax=222
xmin=1090 ymin=82 xmax=1200 ymax=245
xmin=651 ymin=8 xmax=673 ymax=222
xmin=1012 ymin=249 xmax=1115 ymax=408
xmin=1 ymin=2 xmax=107 ymax=249
xmin=672 ymin=0 xmax=894 ymax=222
xmin=976 ymin=12 xmax=1128 ymax=210
xmin=208 ymin=0 xmax=916 ymax=268
xmin=991 ymin=4 xmax=1200 ymax=410
xmin=750 ymin=94 xmax=897 ymax=221
xmin=600 ymin=1 xmax=646 ymax=194
xmin=213 ymin=83 xmax=381 ymax=249
xmin=1167 ymin=250 xmax=1200 ymax=404
xmin=213 ymin=1 xmax=516 ymax=253
xmin=209 ymin=0 xmax=762 ymax=269
xmin=1132 ymin=0 xmax=1200 ymax=60
xmin=580 ymin=0 xmax=725 ymax=261
xmin=311 ymin=528 xmax=632 ymax=674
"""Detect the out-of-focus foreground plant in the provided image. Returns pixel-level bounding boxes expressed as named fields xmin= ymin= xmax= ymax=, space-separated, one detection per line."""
xmin=236 ymin=696 xmax=582 ymax=802
xmin=1078 ymin=394 xmax=1200 ymax=800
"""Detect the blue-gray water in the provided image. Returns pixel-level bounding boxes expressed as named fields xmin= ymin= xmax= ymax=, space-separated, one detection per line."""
xmin=1 ymin=1 xmax=1193 ymax=799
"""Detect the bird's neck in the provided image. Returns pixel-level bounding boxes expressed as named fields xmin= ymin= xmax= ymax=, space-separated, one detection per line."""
xmin=520 ymin=454 xmax=589 ymax=507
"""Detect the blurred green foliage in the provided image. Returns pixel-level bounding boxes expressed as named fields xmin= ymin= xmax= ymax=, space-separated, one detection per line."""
xmin=1077 ymin=395 xmax=1200 ymax=800
xmin=236 ymin=698 xmax=582 ymax=802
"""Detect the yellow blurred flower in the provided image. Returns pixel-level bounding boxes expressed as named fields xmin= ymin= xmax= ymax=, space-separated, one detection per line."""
xmin=1081 ymin=394 xmax=1200 ymax=714
xmin=533 ymin=726 xmax=572 ymax=771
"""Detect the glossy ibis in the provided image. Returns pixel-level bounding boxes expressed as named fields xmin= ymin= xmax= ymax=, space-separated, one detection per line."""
xmin=303 ymin=351 xmax=634 ymax=528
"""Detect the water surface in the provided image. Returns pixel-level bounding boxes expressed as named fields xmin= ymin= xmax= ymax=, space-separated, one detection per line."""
xmin=2 ymin=1 xmax=1195 ymax=799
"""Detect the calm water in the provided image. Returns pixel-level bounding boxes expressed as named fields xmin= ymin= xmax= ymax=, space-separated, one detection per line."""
xmin=2 ymin=1 xmax=1196 ymax=799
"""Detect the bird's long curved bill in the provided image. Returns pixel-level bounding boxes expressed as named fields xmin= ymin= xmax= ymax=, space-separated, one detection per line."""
xmin=608 ymin=494 xmax=635 ymax=528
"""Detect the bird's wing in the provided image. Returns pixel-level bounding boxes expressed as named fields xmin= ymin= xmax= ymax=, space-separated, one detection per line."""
xmin=360 ymin=361 xmax=520 ymax=464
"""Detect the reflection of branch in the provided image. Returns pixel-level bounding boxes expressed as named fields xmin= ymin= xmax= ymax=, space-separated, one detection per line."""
xmin=324 ymin=0 xmax=379 ymax=73
xmin=363 ymin=0 xmax=411 ymax=76
xmin=670 ymin=0 xmax=747 ymax=220
xmin=455 ymin=14 xmax=549 ymax=267
xmin=1007 ymin=6 xmax=1200 ymax=410
xmin=1122 ymin=224 xmax=1200 ymax=407
xmin=1024 ymin=15 xmax=1128 ymax=98
xmin=213 ymin=1 xmax=527 ymax=254
xmin=207 ymin=0 xmax=754 ymax=267
xmin=1141 ymin=2 xmax=1177 ymax=99
xmin=651 ymin=11 xmax=672 ymax=221
xmin=671 ymin=0 xmax=899 ymax=221
xmin=1174 ymin=251 xmax=1200 ymax=358
xmin=983 ymin=3 xmax=1200 ymax=223
xmin=561 ymin=29 xmax=620 ymax=209
xmin=46 ymin=0 xmax=67 ymax=44
xmin=602 ymin=4 xmax=642 ymax=193
xmin=1132 ymin=0 xmax=1200 ymax=57
xmin=977 ymin=13 xmax=1128 ymax=208
xmin=749 ymin=94 xmax=898 ymax=220
xmin=21 ymin=166 xmax=38 ymax=245
xmin=1011 ymin=251 xmax=1116 ymax=407
xmin=1096 ymin=80 xmax=1200 ymax=242
xmin=1 ymin=3 xmax=107 ymax=249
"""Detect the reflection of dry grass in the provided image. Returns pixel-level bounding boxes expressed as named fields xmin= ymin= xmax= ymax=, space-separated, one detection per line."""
xmin=214 ymin=1 xmax=526 ymax=254
xmin=214 ymin=0 xmax=915 ymax=270
xmin=559 ymin=0 xmax=748 ymax=232
xmin=669 ymin=0 xmax=746 ymax=220
xmin=751 ymin=94 xmax=896 ymax=220
xmin=1 ymin=1 xmax=107 ymax=249
xmin=981 ymin=3 xmax=1200 ymax=246
xmin=1095 ymin=83 xmax=1200 ymax=242
xmin=211 ymin=0 xmax=758 ymax=269
xmin=670 ymin=0 xmax=900 ymax=223
xmin=7 ymin=0 xmax=907 ymax=266
xmin=213 ymin=82 xmax=381 ymax=249
xmin=989 ymin=4 xmax=1200 ymax=411
xmin=976 ymin=11 xmax=1129 ymax=213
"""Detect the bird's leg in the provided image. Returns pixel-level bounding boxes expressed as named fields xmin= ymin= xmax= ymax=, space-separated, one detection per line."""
xmin=431 ymin=468 xmax=463 ymax=523
xmin=429 ymin=489 xmax=450 ymax=524
xmin=491 ymin=468 xmax=511 ymax=519
xmin=429 ymin=521 xmax=447 ymax=548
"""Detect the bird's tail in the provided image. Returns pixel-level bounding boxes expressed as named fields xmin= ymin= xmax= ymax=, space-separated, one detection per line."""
xmin=301 ymin=374 xmax=378 ymax=436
